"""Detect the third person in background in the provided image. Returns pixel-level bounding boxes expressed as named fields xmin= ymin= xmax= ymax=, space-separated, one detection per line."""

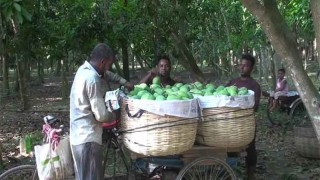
xmin=269 ymin=68 xmax=288 ymax=111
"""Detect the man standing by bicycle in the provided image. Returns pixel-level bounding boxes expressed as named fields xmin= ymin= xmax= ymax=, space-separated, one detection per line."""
xmin=225 ymin=54 xmax=261 ymax=180
xmin=70 ymin=43 xmax=116 ymax=180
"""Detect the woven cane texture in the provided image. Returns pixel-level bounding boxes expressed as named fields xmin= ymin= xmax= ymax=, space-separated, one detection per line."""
xmin=120 ymin=99 xmax=198 ymax=156
xmin=196 ymin=107 xmax=255 ymax=148
xmin=294 ymin=126 xmax=320 ymax=159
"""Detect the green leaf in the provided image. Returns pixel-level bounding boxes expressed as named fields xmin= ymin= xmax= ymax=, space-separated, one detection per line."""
xmin=14 ymin=0 xmax=22 ymax=2
xmin=13 ymin=2 xmax=21 ymax=12
xmin=16 ymin=12 xmax=23 ymax=24
xmin=5 ymin=9 xmax=12 ymax=22
xmin=21 ymin=7 xmax=32 ymax=21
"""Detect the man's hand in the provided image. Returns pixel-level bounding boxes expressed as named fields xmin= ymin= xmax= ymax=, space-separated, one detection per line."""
xmin=125 ymin=82 xmax=134 ymax=91
xmin=149 ymin=68 xmax=157 ymax=76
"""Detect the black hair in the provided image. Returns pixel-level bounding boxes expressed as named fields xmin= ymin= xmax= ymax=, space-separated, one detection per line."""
xmin=241 ymin=54 xmax=255 ymax=67
xmin=89 ymin=43 xmax=113 ymax=62
xmin=278 ymin=68 xmax=285 ymax=73
xmin=156 ymin=55 xmax=171 ymax=67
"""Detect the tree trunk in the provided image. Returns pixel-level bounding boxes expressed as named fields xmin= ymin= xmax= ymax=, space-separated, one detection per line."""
xmin=2 ymin=51 xmax=9 ymax=96
xmin=241 ymin=0 xmax=320 ymax=139
xmin=0 ymin=14 xmax=9 ymax=96
xmin=172 ymin=31 xmax=205 ymax=82
xmin=11 ymin=18 xmax=29 ymax=110
xmin=114 ymin=60 xmax=124 ymax=77
xmin=55 ymin=60 xmax=61 ymax=76
xmin=135 ymin=53 xmax=145 ymax=69
xmin=37 ymin=59 xmax=44 ymax=83
xmin=61 ymin=59 xmax=68 ymax=101
xmin=121 ymin=39 xmax=130 ymax=81
xmin=311 ymin=0 xmax=320 ymax=67
xmin=16 ymin=57 xmax=29 ymax=110
xmin=25 ymin=58 xmax=31 ymax=81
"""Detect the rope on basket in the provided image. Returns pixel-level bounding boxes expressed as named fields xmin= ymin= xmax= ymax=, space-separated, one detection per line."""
xmin=121 ymin=104 xmax=254 ymax=134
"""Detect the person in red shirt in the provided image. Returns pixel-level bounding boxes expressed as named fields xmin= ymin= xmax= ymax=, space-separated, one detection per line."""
xmin=225 ymin=54 xmax=261 ymax=180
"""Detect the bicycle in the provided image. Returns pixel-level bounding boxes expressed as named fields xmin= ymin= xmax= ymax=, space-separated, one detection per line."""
xmin=0 ymin=115 xmax=65 ymax=180
xmin=263 ymin=91 xmax=310 ymax=126
xmin=0 ymin=114 xmax=128 ymax=180
xmin=101 ymin=98 xmax=238 ymax=180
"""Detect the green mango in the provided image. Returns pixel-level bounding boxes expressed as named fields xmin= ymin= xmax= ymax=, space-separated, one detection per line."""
xmin=229 ymin=91 xmax=237 ymax=96
xmin=205 ymin=83 xmax=215 ymax=89
xmin=150 ymin=84 xmax=161 ymax=89
xmin=226 ymin=85 xmax=237 ymax=94
xmin=129 ymin=89 xmax=139 ymax=96
xmin=141 ymin=93 xmax=155 ymax=100
xmin=156 ymin=95 xmax=166 ymax=101
xmin=238 ymin=90 xmax=248 ymax=95
xmin=179 ymin=86 xmax=189 ymax=93
xmin=216 ymin=85 xmax=225 ymax=92
xmin=238 ymin=87 xmax=248 ymax=92
xmin=174 ymin=83 xmax=184 ymax=88
xmin=165 ymin=88 xmax=174 ymax=94
xmin=218 ymin=89 xmax=229 ymax=96
xmin=137 ymin=90 xmax=148 ymax=97
xmin=204 ymin=92 xmax=213 ymax=96
xmin=136 ymin=83 xmax=148 ymax=90
xmin=192 ymin=89 xmax=203 ymax=95
xmin=171 ymin=87 xmax=179 ymax=92
xmin=187 ymin=92 xmax=194 ymax=99
xmin=205 ymin=87 xmax=214 ymax=93
xmin=177 ymin=91 xmax=188 ymax=99
xmin=167 ymin=95 xmax=181 ymax=100
xmin=154 ymin=88 xmax=164 ymax=95
xmin=152 ymin=76 xmax=161 ymax=85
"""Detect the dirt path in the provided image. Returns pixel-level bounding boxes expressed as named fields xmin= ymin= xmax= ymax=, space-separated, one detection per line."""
xmin=0 ymin=74 xmax=319 ymax=179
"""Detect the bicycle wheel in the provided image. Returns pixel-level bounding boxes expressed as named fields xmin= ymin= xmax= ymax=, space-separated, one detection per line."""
xmin=289 ymin=100 xmax=310 ymax=126
xmin=267 ymin=105 xmax=290 ymax=125
xmin=103 ymin=137 xmax=130 ymax=179
xmin=0 ymin=165 xmax=38 ymax=180
xmin=175 ymin=157 xmax=236 ymax=180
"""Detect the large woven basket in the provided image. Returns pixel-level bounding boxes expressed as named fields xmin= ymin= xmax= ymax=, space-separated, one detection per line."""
xmin=294 ymin=126 xmax=320 ymax=159
xmin=120 ymin=99 xmax=198 ymax=156
xmin=196 ymin=107 xmax=255 ymax=148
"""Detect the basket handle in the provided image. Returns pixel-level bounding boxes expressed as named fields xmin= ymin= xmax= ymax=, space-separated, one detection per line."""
xmin=125 ymin=104 xmax=145 ymax=118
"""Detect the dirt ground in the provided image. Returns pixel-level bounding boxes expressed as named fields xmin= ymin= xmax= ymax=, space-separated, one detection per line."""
xmin=0 ymin=71 xmax=320 ymax=180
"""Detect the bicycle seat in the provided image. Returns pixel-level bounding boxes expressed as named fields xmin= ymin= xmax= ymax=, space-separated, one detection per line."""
xmin=43 ymin=115 xmax=57 ymax=124
xmin=102 ymin=120 xmax=118 ymax=129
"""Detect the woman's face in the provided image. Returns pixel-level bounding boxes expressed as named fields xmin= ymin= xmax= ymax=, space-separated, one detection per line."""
xmin=278 ymin=70 xmax=285 ymax=79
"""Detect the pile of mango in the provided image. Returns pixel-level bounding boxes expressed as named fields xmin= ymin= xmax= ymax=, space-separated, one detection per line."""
xmin=127 ymin=76 xmax=249 ymax=101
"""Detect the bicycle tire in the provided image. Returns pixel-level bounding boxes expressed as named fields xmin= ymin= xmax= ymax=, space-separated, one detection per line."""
xmin=266 ymin=97 xmax=290 ymax=126
xmin=289 ymin=100 xmax=310 ymax=126
xmin=0 ymin=165 xmax=38 ymax=180
xmin=175 ymin=156 xmax=236 ymax=180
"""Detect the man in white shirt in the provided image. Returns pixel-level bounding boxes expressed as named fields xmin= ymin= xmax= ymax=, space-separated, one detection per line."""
xmin=70 ymin=43 xmax=115 ymax=180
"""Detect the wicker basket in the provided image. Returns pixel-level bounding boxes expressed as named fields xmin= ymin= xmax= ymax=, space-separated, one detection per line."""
xmin=120 ymin=99 xmax=198 ymax=156
xmin=294 ymin=126 xmax=320 ymax=159
xmin=196 ymin=107 xmax=255 ymax=148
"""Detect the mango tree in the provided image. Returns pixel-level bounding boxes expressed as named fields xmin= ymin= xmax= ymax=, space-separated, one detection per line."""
xmin=1 ymin=0 xmax=32 ymax=110
xmin=240 ymin=0 xmax=320 ymax=139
